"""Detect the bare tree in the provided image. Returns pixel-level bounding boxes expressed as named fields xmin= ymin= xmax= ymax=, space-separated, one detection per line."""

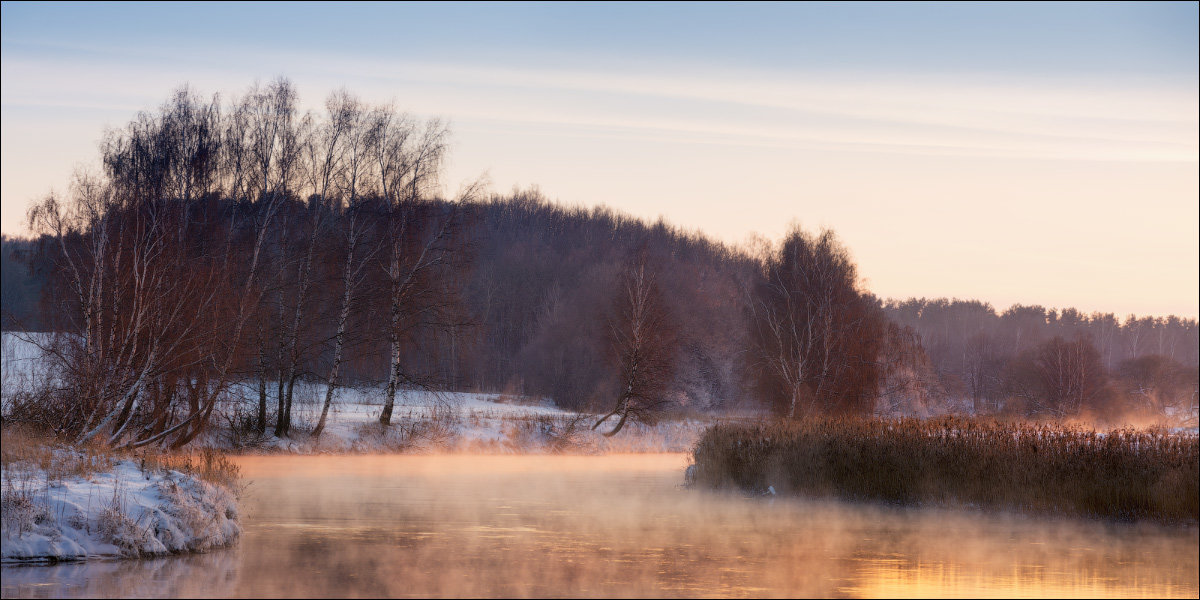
xmin=29 ymin=172 xmax=236 ymax=447
xmin=744 ymin=227 xmax=883 ymax=418
xmin=312 ymin=199 xmax=378 ymax=437
xmin=1117 ymin=354 xmax=1195 ymax=423
xmin=877 ymin=322 xmax=941 ymax=416
xmin=310 ymin=94 xmax=385 ymax=437
xmin=592 ymin=249 xmax=677 ymax=437
xmin=1033 ymin=336 xmax=1108 ymax=418
xmin=377 ymin=187 xmax=478 ymax=426
xmin=963 ymin=331 xmax=1002 ymax=414
xmin=274 ymin=110 xmax=324 ymax=438
xmin=1002 ymin=336 xmax=1109 ymax=419
xmin=376 ymin=115 xmax=455 ymax=426
xmin=20 ymin=82 xmax=291 ymax=449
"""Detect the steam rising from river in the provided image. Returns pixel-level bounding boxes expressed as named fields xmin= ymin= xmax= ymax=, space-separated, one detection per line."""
xmin=3 ymin=454 xmax=1196 ymax=598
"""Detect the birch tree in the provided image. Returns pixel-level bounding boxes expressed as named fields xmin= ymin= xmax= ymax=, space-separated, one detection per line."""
xmin=592 ymin=249 xmax=678 ymax=436
xmin=745 ymin=227 xmax=883 ymax=417
xmin=24 ymin=82 xmax=289 ymax=448
xmin=376 ymin=116 xmax=454 ymax=426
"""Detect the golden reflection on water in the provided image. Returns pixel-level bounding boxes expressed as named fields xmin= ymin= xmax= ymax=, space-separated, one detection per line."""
xmin=2 ymin=453 xmax=1196 ymax=598
xmin=847 ymin=557 xmax=1190 ymax=599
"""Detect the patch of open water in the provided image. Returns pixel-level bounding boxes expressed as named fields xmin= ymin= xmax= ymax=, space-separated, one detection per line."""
xmin=3 ymin=453 xmax=1196 ymax=598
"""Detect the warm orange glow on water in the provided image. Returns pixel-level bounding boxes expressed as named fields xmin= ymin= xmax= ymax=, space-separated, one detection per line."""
xmin=846 ymin=558 xmax=1194 ymax=599
xmin=2 ymin=454 xmax=1196 ymax=598
xmin=236 ymin=452 xmax=692 ymax=477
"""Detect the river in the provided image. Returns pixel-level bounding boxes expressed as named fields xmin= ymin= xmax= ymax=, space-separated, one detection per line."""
xmin=2 ymin=453 xmax=1197 ymax=598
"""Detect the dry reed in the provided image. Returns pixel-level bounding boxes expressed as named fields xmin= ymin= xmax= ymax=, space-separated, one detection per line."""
xmin=691 ymin=417 xmax=1198 ymax=522
xmin=2 ymin=423 xmax=240 ymax=492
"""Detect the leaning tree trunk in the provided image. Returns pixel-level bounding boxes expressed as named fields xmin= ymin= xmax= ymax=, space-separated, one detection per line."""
xmin=314 ymin=230 xmax=359 ymax=438
xmin=602 ymin=408 xmax=631 ymax=437
xmin=592 ymin=392 xmax=630 ymax=436
xmin=281 ymin=216 xmax=321 ymax=436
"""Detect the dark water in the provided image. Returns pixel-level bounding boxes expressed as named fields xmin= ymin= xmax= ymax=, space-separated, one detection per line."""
xmin=2 ymin=453 xmax=1197 ymax=598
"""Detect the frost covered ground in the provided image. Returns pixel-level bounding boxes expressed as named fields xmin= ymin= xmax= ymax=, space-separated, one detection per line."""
xmin=215 ymin=384 xmax=708 ymax=454
xmin=2 ymin=334 xmax=242 ymax=564
xmin=1 ymin=455 xmax=240 ymax=563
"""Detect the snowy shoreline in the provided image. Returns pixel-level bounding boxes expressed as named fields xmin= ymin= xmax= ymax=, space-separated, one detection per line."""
xmin=4 ymin=333 xmax=710 ymax=457
xmin=1 ymin=458 xmax=240 ymax=564
xmin=210 ymin=386 xmax=710 ymax=455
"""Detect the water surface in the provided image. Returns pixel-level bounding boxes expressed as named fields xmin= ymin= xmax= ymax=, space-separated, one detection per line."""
xmin=2 ymin=453 xmax=1197 ymax=598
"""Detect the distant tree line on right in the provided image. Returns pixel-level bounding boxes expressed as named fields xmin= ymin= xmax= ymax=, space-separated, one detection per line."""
xmin=879 ymin=298 xmax=1197 ymax=423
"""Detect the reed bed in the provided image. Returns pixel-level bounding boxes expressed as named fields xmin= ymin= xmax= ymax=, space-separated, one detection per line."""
xmin=691 ymin=417 xmax=1198 ymax=522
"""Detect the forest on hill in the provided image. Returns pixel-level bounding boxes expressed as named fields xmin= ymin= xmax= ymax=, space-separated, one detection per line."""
xmin=1 ymin=80 xmax=1195 ymax=448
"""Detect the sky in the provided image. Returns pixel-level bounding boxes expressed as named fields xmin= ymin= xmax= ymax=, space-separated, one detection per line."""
xmin=2 ymin=1 xmax=1197 ymax=318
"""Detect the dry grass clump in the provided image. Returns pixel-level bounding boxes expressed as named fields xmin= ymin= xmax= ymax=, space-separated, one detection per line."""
xmin=2 ymin=423 xmax=240 ymax=493
xmin=138 ymin=447 xmax=241 ymax=491
xmin=691 ymin=417 xmax=1198 ymax=522
xmin=501 ymin=414 xmax=591 ymax=453
xmin=1 ymin=423 xmax=114 ymax=481
xmin=93 ymin=484 xmax=158 ymax=554
xmin=1 ymin=474 xmax=51 ymax=538
xmin=352 ymin=407 xmax=463 ymax=452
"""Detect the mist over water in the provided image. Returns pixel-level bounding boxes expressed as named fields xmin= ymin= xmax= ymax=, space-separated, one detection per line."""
xmin=3 ymin=454 xmax=1196 ymax=598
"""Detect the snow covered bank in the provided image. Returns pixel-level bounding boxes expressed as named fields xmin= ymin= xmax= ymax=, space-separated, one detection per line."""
xmin=216 ymin=385 xmax=708 ymax=454
xmin=1 ymin=456 xmax=240 ymax=563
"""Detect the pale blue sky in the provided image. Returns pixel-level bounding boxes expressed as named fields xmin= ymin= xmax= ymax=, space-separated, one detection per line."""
xmin=4 ymin=2 xmax=1196 ymax=74
xmin=2 ymin=1 xmax=1197 ymax=317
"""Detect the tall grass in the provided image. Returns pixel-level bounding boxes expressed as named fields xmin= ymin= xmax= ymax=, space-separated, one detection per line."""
xmin=691 ymin=417 xmax=1198 ymax=522
xmin=137 ymin=447 xmax=242 ymax=491
xmin=2 ymin=423 xmax=240 ymax=493
xmin=1 ymin=423 xmax=113 ymax=482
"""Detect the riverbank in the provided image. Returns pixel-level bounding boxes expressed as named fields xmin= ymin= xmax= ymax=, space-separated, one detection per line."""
xmin=3 ymin=333 xmax=707 ymax=456
xmin=212 ymin=387 xmax=708 ymax=455
xmin=1 ymin=435 xmax=241 ymax=563
xmin=690 ymin=417 xmax=1200 ymax=523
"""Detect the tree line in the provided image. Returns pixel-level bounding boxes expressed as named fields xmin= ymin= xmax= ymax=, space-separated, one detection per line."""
xmin=1 ymin=80 xmax=1196 ymax=447
xmin=881 ymin=298 xmax=1198 ymax=422
xmin=6 ymin=80 xmax=474 ymax=446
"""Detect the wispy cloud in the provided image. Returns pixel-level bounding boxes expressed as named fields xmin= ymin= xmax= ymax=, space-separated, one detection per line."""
xmin=6 ymin=49 xmax=1195 ymax=164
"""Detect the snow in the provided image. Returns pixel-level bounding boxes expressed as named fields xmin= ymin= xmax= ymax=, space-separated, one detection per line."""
xmin=214 ymin=383 xmax=707 ymax=454
xmin=2 ymin=332 xmax=706 ymax=455
xmin=3 ymin=334 xmax=240 ymax=563
xmin=1 ymin=456 xmax=240 ymax=563
xmin=1 ymin=332 xmax=52 ymax=407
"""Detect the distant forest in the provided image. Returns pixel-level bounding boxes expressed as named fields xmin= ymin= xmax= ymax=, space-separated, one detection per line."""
xmin=1 ymin=80 xmax=1196 ymax=447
